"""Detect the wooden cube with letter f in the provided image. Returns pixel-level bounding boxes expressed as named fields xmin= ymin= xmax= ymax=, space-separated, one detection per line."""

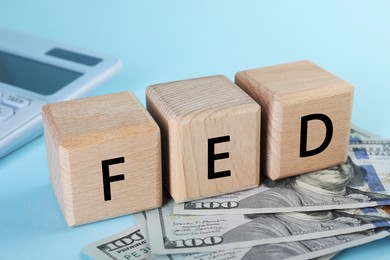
xmin=146 ymin=75 xmax=261 ymax=202
xmin=42 ymin=92 xmax=162 ymax=226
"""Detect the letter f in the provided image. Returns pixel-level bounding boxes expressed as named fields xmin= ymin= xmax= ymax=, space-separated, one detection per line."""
xmin=102 ymin=157 xmax=125 ymax=201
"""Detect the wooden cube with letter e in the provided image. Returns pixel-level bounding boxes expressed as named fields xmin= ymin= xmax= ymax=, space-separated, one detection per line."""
xmin=235 ymin=60 xmax=353 ymax=180
xmin=146 ymin=75 xmax=261 ymax=202
xmin=42 ymin=92 xmax=162 ymax=226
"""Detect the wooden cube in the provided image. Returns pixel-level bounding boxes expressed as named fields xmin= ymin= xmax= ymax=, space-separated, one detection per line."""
xmin=42 ymin=92 xmax=162 ymax=226
xmin=146 ymin=75 xmax=261 ymax=202
xmin=236 ymin=60 xmax=353 ymax=180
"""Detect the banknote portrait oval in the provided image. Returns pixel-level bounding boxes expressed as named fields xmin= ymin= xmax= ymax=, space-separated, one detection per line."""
xmin=296 ymin=164 xmax=354 ymax=192
xmin=237 ymin=157 xmax=390 ymax=209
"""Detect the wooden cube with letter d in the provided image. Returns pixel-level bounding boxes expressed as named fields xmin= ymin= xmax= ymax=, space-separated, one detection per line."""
xmin=146 ymin=75 xmax=261 ymax=202
xmin=235 ymin=60 xmax=353 ymax=180
xmin=42 ymin=92 xmax=162 ymax=226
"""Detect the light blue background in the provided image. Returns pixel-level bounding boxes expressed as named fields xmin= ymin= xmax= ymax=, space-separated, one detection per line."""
xmin=1 ymin=1 xmax=390 ymax=259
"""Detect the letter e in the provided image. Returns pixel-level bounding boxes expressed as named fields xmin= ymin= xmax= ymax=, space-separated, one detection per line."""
xmin=208 ymin=136 xmax=231 ymax=179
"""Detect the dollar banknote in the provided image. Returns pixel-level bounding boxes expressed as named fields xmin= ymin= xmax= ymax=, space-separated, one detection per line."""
xmin=82 ymin=224 xmax=152 ymax=260
xmin=82 ymin=127 xmax=388 ymax=259
xmin=134 ymin=210 xmax=390 ymax=260
xmin=174 ymin=140 xmax=390 ymax=215
xmin=146 ymin=199 xmax=390 ymax=254
xmin=82 ymin=209 xmax=390 ymax=260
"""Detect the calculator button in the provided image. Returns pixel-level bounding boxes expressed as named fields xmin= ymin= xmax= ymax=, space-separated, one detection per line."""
xmin=3 ymin=94 xmax=29 ymax=108
xmin=0 ymin=105 xmax=14 ymax=121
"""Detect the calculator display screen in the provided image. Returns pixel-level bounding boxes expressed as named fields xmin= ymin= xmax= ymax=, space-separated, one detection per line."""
xmin=0 ymin=50 xmax=82 ymax=95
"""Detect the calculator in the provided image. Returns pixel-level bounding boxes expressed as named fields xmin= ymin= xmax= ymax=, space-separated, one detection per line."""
xmin=0 ymin=28 xmax=121 ymax=158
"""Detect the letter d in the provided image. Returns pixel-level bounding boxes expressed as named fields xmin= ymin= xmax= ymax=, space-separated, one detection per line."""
xmin=300 ymin=114 xmax=333 ymax=157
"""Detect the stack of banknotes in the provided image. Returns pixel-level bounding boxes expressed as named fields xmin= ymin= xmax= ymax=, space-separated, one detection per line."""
xmin=83 ymin=125 xmax=390 ymax=260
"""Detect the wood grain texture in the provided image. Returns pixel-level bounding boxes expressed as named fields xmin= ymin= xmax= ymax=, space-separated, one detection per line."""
xmin=146 ymin=75 xmax=261 ymax=202
xmin=42 ymin=92 xmax=162 ymax=226
xmin=236 ymin=60 xmax=353 ymax=180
